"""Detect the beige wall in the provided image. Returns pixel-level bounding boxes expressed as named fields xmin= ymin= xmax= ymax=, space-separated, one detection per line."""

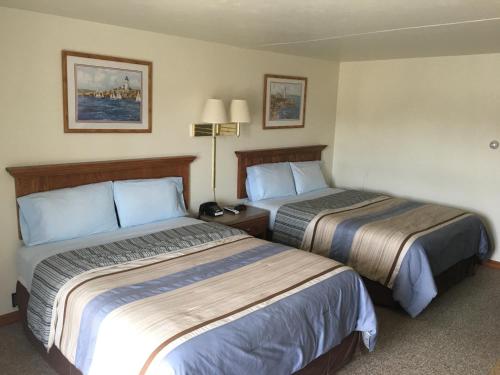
xmin=334 ymin=55 xmax=499 ymax=262
xmin=0 ymin=7 xmax=339 ymax=314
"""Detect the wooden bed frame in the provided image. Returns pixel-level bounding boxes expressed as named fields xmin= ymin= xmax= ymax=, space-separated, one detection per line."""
xmin=7 ymin=154 xmax=361 ymax=375
xmin=235 ymin=145 xmax=479 ymax=309
xmin=235 ymin=145 xmax=327 ymax=199
xmin=6 ymin=156 xmax=196 ymax=236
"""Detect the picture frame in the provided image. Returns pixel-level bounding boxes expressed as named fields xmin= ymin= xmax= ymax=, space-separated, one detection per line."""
xmin=263 ymin=74 xmax=307 ymax=130
xmin=62 ymin=50 xmax=152 ymax=133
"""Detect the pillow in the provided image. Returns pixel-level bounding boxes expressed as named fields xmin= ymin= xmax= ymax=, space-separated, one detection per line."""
xmin=246 ymin=162 xmax=296 ymax=201
xmin=17 ymin=181 xmax=118 ymax=246
xmin=113 ymin=177 xmax=187 ymax=228
xmin=290 ymin=161 xmax=328 ymax=194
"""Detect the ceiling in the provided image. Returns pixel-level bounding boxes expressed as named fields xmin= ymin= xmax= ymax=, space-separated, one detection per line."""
xmin=2 ymin=0 xmax=500 ymax=61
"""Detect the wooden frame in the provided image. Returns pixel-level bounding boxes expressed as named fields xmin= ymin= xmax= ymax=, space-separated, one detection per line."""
xmin=234 ymin=145 xmax=327 ymax=199
xmin=62 ymin=50 xmax=153 ymax=133
xmin=263 ymin=74 xmax=307 ymax=130
xmin=6 ymin=155 xmax=196 ymax=237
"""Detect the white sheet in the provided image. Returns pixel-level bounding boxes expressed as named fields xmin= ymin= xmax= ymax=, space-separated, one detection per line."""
xmin=247 ymin=187 xmax=344 ymax=229
xmin=17 ymin=216 xmax=203 ymax=290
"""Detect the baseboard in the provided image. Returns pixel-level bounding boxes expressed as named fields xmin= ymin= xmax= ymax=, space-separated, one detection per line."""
xmin=0 ymin=311 xmax=20 ymax=326
xmin=484 ymin=259 xmax=500 ymax=270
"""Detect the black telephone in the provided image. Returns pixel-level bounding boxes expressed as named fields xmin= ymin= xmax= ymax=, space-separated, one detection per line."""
xmin=198 ymin=201 xmax=224 ymax=217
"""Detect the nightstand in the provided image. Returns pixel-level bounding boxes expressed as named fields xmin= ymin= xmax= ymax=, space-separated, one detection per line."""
xmin=199 ymin=206 xmax=270 ymax=240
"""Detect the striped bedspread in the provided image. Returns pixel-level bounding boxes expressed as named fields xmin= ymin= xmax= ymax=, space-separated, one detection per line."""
xmin=28 ymin=222 xmax=377 ymax=375
xmin=273 ymin=191 xmax=490 ymax=316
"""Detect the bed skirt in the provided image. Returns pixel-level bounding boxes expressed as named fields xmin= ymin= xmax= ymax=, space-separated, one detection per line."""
xmin=17 ymin=281 xmax=361 ymax=375
xmin=362 ymin=255 xmax=479 ymax=308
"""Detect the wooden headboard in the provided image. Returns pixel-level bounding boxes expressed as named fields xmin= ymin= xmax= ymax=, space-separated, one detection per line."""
xmin=234 ymin=145 xmax=327 ymax=199
xmin=6 ymin=155 xmax=196 ymax=236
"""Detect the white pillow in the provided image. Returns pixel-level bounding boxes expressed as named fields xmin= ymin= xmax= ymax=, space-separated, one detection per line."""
xmin=113 ymin=177 xmax=187 ymax=228
xmin=290 ymin=161 xmax=328 ymax=194
xmin=17 ymin=181 xmax=118 ymax=246
xmin=246 ymin=162 xmax=296 ymax=201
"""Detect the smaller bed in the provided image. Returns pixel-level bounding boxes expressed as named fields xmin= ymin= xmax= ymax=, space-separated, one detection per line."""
xmin=8 ymin=156 xmax=377 ymax=375
xmin=236 ymin=146 xmax=491 ymax=317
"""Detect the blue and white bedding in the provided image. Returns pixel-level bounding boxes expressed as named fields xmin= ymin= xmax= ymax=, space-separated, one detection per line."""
xmin=249 ymin=188 xmax=490 ymax=317
xmin=21 ymin=219 xmax=377 ymax=375
xmin=248 ymin=187 xmax=343 ymax=229
xmin=17 ymin=217 xmax=202 ymax=290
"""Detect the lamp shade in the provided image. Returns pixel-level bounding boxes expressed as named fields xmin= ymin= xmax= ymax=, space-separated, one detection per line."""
xmin=201 ymin=99 xmax=227 ymax=124
xmin=230 ymin=99 xmax=250 ymax=123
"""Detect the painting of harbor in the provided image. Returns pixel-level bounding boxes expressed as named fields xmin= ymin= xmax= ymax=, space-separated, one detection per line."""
xmin=63 ymin=50 xmax=152 ymax=133
xmin=269 ymin=82 xmax=302 ymax=121
xmin=264 ymin=74 xmax=307 ymax=129
xmin=76 ymin=65 xmax=142 ymax=122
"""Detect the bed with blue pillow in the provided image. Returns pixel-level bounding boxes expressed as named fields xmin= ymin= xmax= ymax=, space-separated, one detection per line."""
xmin=237 ymin=145 xmax=490 ymax=317
xmin=7 ymin=156 xmax=377 ymax=375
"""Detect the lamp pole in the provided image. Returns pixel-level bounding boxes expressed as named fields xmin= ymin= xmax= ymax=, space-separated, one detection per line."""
xmin=211 ymin=123 xmax=218 ymax=201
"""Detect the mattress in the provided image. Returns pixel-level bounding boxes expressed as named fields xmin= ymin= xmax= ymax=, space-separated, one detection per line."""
xmin=17 ymin=216 xmax=203 ymax=290
xmin=247 ymin=187 xmax=344 ymax=229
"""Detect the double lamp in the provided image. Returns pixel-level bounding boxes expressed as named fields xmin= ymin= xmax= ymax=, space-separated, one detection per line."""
xmin=191 ymin=99 xmax=251 ymax=201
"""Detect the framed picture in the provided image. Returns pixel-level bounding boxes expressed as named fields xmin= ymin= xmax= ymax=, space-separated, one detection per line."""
xmin=62 ymin=50 xmax=152 ymax=133
xmin=263 ymin=74 xmax=307 ymax=129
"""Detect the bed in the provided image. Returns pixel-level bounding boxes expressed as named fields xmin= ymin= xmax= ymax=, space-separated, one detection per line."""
xmin=236 ymin=145 xmax=490 ymax=317
xmin=7 ymin=155 xmax=377 ymax=375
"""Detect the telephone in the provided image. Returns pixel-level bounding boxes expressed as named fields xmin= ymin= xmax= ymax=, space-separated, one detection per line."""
xmin=198 ymin=201 xmax=224 ymax=217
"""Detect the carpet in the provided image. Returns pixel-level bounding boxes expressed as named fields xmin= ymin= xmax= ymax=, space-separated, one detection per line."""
xmin=0 ymin=267 xmax=498 ymax=375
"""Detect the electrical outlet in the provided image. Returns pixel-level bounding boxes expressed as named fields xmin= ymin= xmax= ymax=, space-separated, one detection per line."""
xmin=11 ymin=293 xmax=17 ymax=308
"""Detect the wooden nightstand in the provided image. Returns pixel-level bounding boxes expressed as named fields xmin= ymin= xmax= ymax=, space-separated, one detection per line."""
xmin=199 ymin=206 xmax=270 ymax=240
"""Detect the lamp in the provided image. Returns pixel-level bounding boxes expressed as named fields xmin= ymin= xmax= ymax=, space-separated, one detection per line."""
xmin=191 ymin=99 xmax=250 ymax=201
xmin=202 ymin=99 xmax=228 ymax=124
xmin=230 ymin=99 xmax=250 ymax=137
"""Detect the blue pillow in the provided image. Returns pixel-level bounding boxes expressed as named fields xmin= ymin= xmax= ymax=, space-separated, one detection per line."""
xmin=246 ymin=162 xmax=296 ymax=201
xmin=245 ymin=179 xmax=254 ymax=201
xmin=290 ymin=161 xmax=328 ymax=194
xmin=18 ymin=181 xmax=118 ymax=246
xmin=113 ymin=177 xmax=187 ymax=228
